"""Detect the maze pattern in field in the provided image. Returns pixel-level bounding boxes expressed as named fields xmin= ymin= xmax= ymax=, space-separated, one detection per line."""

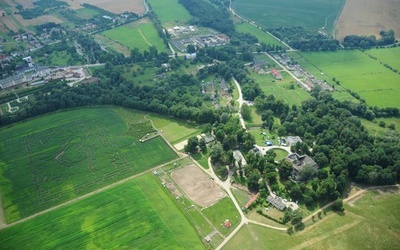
xmin=0 ymin=108 xmax=177 ymax=222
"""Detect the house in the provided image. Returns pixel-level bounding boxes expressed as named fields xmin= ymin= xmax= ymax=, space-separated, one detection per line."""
xmin=286 ymin=153 xmax=318 ymax=181
xmin=233 ymin=150 xmax=247 ymax=167
xmin=267 ymin=195 xmax=286 ymax=210
xmin=201 ymin=134 xmax=215 ymax=144
xmin=185 ymin=53 xmax=196 ymax=60
xmin=270 ymin=68 xmax=282 ymax=80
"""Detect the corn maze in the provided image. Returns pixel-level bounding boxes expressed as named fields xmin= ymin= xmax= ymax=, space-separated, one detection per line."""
xmin=0 ymin=108 xmax=177 ymax=222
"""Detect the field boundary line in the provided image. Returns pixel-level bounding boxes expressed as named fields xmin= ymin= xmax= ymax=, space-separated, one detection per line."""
xmin=0 ymin=158 xmax=180 ymax=230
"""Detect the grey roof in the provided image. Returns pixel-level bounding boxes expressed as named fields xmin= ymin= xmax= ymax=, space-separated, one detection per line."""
xmin=267 ymin=195 xmax=286 ymax=210
xmin=286 ymin=136 xmax=303 ymax=145
xmin=286 ymin=153 xmax=318 ymax=172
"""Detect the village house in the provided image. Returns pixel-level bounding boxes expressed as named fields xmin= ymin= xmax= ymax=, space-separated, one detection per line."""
xmin=286 ymin=153 xmax=318 ymax=181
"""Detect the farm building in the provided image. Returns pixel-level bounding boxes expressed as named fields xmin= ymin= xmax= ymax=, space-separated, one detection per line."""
xmin=270 ymin=68 xmax=282 ymax=80
xmin=286 ymin=136 xmax=303 ymax=146
xmin=286 ymin=153 xmax=318 ymax=181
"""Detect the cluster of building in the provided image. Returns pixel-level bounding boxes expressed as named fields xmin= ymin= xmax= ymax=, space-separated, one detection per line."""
xmin=0 ymin=65 xmax=89 ymax=89
xmin=171 ymin=33 xmax=230 ymax=53
xmin=272 ymin=53 xmax=333 ymax=91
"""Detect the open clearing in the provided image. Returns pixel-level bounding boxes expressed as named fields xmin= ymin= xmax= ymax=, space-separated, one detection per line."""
xmin=235 ymin=22 xmax=286 ymax=48
xmin=0 ymin=108 xmax=177 ymax=223
xmin=15 ymin=14 xmax=63 ymax=27
xmin=147 ymin=0 xmax=191 ymax=25
xmin=0 ymin=174 xmax=203 ymax=249
xmin=223 ymin=188 xmax=400 ymax=249
xmin=101 ymin=18 xmax=168 ymax=52
xmin=297 ymin=50 xmax=400 ymax=108
xmin=171 ymin=165 xmax=225 ymax=207
xmin=232 ymin=0 xmax=344 ymax=33
xmin=335 ymin=0 xmax=400 ymax=41
xmin=61 ymin=0 xmax=146 ymax=15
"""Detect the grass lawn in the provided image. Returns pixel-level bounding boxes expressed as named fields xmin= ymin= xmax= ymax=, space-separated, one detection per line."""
xmin=101 ymin=19 xmax=168 ymax=52
xmin=0 ymin=174 xmax=204 ymax=249
xmin=0 ymin=108 xmax=177 ymax=222
xmin=297 ymin=50 xmax=400 ymax=108
xmin=147 ymin=0 xmax=191 ymax=25
xmin=231 ymin=188 xmax=252 ymax=208
xmin=244 ymin=106 xmax=263 ymax=127
xmin=223 ymin=189 xmax=400 ymax=249
xmin=147 ymin=114 xmax=201 ymax=144
xmin=235 ymin=22 xmax=286 ymax=48
xmin=123 ymin=64 xmax=158 ymax=86
xmin=232 ymin=0 xmax=344 ymax=33
xmin=191 ymin=152 xmax=210 ymax=169
xmin=203 ymin=197 xmax=240 ymax=236
xmin=248 ymin=127 xmax=279 ymax=147
xmin=271 ymin=148 xmax=289 ymax=161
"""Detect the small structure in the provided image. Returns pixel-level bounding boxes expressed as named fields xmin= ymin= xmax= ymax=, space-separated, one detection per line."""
xmin=185 ymin=53 xmax=197 ymax=60
xmin=244 ymin=192 xmax=259 ymax=209
xmin=270 ymin=68 xmax=282 ymax=80
xmin=233 ymin=150 xmax=247 ymax=166
xmin=267 ymin=195 xmax=286 ymax=210
xmin=286 ymin=153 xmax=318 ymax=181
xmin=223 ymin=219 xmax=231 ymax=228
xmin=201 ymin=134 xmax=215 ymax=144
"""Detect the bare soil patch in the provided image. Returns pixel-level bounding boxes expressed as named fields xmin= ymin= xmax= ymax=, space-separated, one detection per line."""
xmin=15 ymin=14 xmax=63 ymax=27
xmin=171 ymin=165 xmax=226 ymax=207
xmin=335 ymin=0 xmax=400 ymax=41
xmin=62 ymin=0 xmax=146 ymax=14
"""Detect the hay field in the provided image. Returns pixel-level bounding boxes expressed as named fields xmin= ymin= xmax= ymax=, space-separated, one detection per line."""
xmin=0 ymin=108 xmax=177 ymax=223
xmin=335 ymin=0 xmax=400 ymax=41
xmin=0 ymin=16 xmax=19 ymax=32
xmin=62 ymin=0 xmax=146 ymax=14
xmin=147 ymin=0 xmax=191 ymax=25
xmin=0 ymin=174 xmax=204 ymax=249
xmin=14 ymin=14 xmax=63 ymax=27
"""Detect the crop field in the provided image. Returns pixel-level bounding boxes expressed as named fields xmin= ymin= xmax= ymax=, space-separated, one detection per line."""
xmin=0 ymin=108 xmax=177 ymax=222
xmin=0 ymin=174 xmax=204 ymax=249
xmin=335 ymin=0 xmax=400 ymax=42
xmin=232 ymin=0 xmax=344 ymax=33
xmin=298 ymin=50 xmax=400 ymax=108
xmin=223 ymin=188 xmax=400 ymax=250
xmin=235 ymin=22 xmax=286 ymax=47
xmin=147 ymin=114 xmax=201 ymax=144
xmin=147 ymin=0 xmax=191 ymax=25
xmin=101 ymin=18 xmax=168 ymax=52
xmin=62 ymin=0 xmax=146 ymax=14
xmin=203 ymin=197 xmax=240 ymax=235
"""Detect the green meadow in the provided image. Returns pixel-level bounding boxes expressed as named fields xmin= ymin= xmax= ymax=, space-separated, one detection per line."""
xmin=0 ymin=108 xmax=177 ymax=222
xmin=203 ymin=197 xmax=240 ymax=236
xmin=0 ymin=174 xmax=203 ymax=249
xmin=297 ymin=50 xmax=400 ymax=108
xmin=147 ymin=0 xmax=191 ymax=25
xmin=102 ymin=20 xmax=168 ymax=52
xmin=232 ymin=0 xmax=344 ymax=33
xmin=223 ymin=189 xmax=400 ymax=249
xmin=235 ymin=22 xmax=286 ymax=47
xmin=367 ymin=47 xmax=400 ymax=71
xmin=74 ymin=8 xmax=100 ymax=19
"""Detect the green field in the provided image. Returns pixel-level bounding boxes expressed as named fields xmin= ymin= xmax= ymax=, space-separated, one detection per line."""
xmin=361 ymin=117 xmax=400 ymax=137
xmin=147 ymin=0 xmax=191 ymax=25
xmin=0 ymin=174 xmax=203 ymax=249
xmin=244 ymin=107 xmax=263 ymax=127
xmin=235 ymin=22 xmax=286 ymax=47
xmin=203 ymin=197 xmax=240 ymax=235
xmin=296 ymin=50 xmax=400 ymax=108
xmin=232 ymin=0 xmax=344 ymax=33
xmin=147 ymin=114 xmax=201 ymax=144
xmin=367 ymin=47 xmax=400 ymax=71
xmin=223 ymin=189 xmax=400 ymax=249
xmin=0 ymin=108 xmax=177 ymax=222
xmin=271 ymin=149 xmax=289 ymax=161
xmin=249 ymin=67 xmax=311 ymax=106
xmin=101 ymin=19 xmax=168 ymax=52
xmin=74 ymin=8 xmax=100 ymax=19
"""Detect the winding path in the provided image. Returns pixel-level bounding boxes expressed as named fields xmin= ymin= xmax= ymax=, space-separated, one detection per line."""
xmin=232 ymin=77 xmax=246 ymax=129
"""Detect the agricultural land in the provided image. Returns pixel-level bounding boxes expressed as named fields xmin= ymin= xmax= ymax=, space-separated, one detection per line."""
xmin=335 ymin=0 xmax=400 ymax=41
xmin=232 ymin=0 xmax=344 ymax=33
xmin=147 ymin=0 xmax=191 ymax=25
xmin=0 ymin=108 xmax=177 ymax=222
